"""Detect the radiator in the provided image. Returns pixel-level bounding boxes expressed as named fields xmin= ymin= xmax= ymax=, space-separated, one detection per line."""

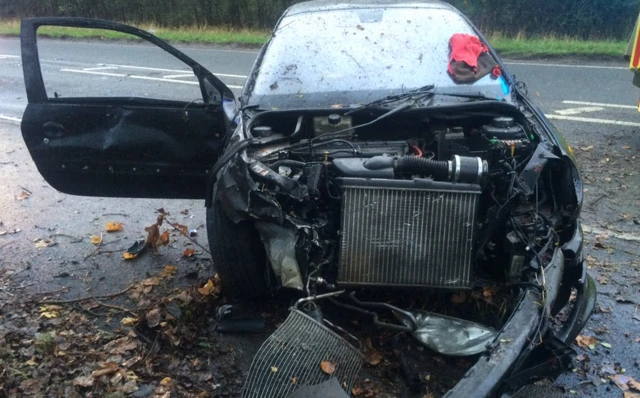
xmin=338 ymin=178 xmax=481 ymax=289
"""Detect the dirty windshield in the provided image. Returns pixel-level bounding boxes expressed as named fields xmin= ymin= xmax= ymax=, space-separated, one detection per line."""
xmin=248 ymin=6 xmax=510 ymax=110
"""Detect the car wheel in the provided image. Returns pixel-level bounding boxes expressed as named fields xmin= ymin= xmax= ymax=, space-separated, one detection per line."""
xmin=206 ymin=200 xmax=271 ymax=300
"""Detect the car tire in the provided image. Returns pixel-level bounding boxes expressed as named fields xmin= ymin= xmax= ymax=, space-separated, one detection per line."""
xmin=206 ymin=200 xmax=270 ymax=300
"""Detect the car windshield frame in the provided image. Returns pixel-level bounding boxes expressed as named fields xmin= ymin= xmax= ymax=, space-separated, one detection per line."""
xmin=245 ymin=4 xmax=513 ymax=110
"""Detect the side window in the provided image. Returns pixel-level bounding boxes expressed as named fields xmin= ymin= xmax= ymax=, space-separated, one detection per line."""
xmin=36 ymin=26 xmax=203 ymax=103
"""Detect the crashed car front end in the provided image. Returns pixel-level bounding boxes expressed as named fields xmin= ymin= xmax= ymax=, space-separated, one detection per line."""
xmin=212 ymin=99 xmax=595 ymax=396
xmin=208 ymin=2 xmax=595 ymax=397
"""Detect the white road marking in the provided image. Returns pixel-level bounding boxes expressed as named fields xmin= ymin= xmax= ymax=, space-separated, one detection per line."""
xmin=583 ymin=225 xmax=640 ymax=243
xmin=129 ymin=75 xmax=242 ymax=89
xmin=546 ymin=114 xmax=640 ymax=127
xmin=0 ymin=114 xmax=22 ymax=124
xmin=162 ymin=73 xmax=195 ymax=79
xmin=0 ymin=54 xmax=20 ymax=59
xmin=505 ymin=61 xmax=627 ymax=70
xmin=106 ymin=64 xmax=247 ymax=79
xmin=562 ymin=100 xmax=637 ymax=110
xmin=128 ymin=75 xmax=199 ymax=85
xmin=554 ymin=106 xmax=604 ymax=116
xmin=61 ymin=67 xmax=243 ymax=89
xmin=61 ymin=68 xmax=126 ymax=77
xmin=82 ymin=66 xmax=120 ymax=71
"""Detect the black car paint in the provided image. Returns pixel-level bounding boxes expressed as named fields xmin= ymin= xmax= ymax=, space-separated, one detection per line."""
xmin=17 ymin=2 xmax=596 ymax=397
xmin=20 ymin=17 xmax=234 ymax=199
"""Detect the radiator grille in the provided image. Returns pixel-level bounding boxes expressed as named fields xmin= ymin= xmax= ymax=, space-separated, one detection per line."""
xmin=339 ymin=179 xmax=481 ymax=288
xmin=242 ymin=309 xmax=362 ymax=398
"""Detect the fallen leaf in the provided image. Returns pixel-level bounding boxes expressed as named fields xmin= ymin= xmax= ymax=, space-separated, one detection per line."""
xmin=612 ymin=374 xmax=632 ymax=391
xmin=320 ymin=360 xmax=336 ymax=375
xmin=629 ymin=377 xmax=640 ymax=391
xmin=160 ymin=265 xmax=177 ymax=278
xmin=198 ymin=279 xmax=216 ymax=296
xmin=173 ymin=222 xmax=189 ymax=236
xmin=581 ymin=145 xmax=594 ymax=152
xmin=271 ymin=366 xmax=278 ymax=373
xmin=73 ymin=376 xmax=94 ymax=387
xmin=91 ymin=235 xmax=103 ymax=245
xmin=146 ymin=308 xmax=162 ymax=328
xmin=483 ymin=286 xmax=499 ymax=298
xmin=160 ymin=230 xmax=170 ymax=246
xmin=623 ymin=392 xmax=640 ymax=398
xmin=15 ymin=190 xmax=31 ymax=200
xmin=601 ymin=342 xmax=612 ymax=349
xmin=596 ymin=275 xmax=608 ymax=285
xmin=35 ymin=238 xmax=56 ymax=248
xmin=365 ymin=350 xmax=383 ymax=366
xmin=292 ymin=376 xmax=297 ymax=384
xmin=91 ymin=362 xmax=119 ymax=378
xmin=106 ymin=222 xmax=123 ymax=232
xmin=183 ymin=248 xmax=196 ymax=257
xmin=25 ymin=357 xmax=38 ymax=366
xmin=575 ymin=335 xmax=598 ymax=350
xmin=451 ymin=291 xmax=467 ymax=304
xmin=123 ymin=240 xmax=146 ymax=260
xmin=120 ymin=317 xmax=138 ymax=326
xmin=39 ymin=304 xmax=62 ymax=319
xmin=121 ymin=379 xmax=138 ymax=393
xmin=160 ymin=377 xmax=173 ymax=386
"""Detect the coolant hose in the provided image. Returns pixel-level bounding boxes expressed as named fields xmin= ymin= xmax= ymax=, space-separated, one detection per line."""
xmin=363 ymin=155 xmax=486 ymax=183
xmin=394 ymin=156 xmax=449 ymax=180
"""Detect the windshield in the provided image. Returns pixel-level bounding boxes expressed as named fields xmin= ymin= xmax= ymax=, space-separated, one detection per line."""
xmin=247 ymin=6 xmax=511 ymax=110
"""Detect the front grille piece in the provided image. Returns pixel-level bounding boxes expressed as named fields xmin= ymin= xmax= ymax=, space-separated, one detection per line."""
xmin=339 ymin=178 xmax=481 ymax=289
xmin=242 ymin=309 xmax=363 ymax=398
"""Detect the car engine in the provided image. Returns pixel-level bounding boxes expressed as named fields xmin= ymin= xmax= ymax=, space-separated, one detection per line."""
xmin=221 ymin=107 xmax=571 ymax=294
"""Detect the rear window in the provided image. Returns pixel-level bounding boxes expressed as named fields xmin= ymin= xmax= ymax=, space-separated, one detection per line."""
xmin=248 ymin=6 xmax=508 ymax=109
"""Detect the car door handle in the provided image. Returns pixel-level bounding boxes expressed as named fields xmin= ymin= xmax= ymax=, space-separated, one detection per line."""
xmin=42 ymin=122 xmax=66 ymax=138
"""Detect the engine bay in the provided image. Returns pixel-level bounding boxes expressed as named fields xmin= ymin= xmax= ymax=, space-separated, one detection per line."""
xmin=221 ymin=106 xmax=577 ymax=296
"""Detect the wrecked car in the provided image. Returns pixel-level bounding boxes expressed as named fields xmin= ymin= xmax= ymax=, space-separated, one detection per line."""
xmin=19 ymin=1 xmax=595 ymax=397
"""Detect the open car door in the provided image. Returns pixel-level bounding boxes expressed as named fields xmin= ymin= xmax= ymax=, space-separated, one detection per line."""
xmin=21 ymin=18 xmax=236 ymax=199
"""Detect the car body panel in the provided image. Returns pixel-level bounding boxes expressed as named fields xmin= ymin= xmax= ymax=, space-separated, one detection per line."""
xmin=20 ymin=17 xmax=234 ymax=199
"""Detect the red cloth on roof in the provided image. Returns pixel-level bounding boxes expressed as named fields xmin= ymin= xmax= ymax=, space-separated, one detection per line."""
xmin=448 ymin=33 xmax=488 ymax=75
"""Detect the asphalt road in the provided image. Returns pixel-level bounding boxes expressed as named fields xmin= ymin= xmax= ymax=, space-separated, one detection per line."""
xmin=1 ymin=37 xmax=640 ymax=397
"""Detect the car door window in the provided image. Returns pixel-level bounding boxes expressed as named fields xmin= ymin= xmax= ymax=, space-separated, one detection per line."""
xmin=36 ymin=27 xmax=203 ymax=103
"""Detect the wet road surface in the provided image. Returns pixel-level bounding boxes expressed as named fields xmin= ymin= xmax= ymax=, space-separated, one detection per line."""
xmin=1 ymin=37 xmax=640 ymax=397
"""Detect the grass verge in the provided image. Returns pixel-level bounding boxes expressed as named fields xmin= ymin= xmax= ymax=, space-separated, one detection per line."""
xmin=0 ymin=19 xmax=270 ymax=46
xmin=486 ymin=33 xmax=627 ymax=58
xmin=0 ymin=19 xmax=628 ymax=57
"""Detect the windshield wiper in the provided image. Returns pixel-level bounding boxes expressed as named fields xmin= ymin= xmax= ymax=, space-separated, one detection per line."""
xmin=346 ymin=84 xmax=435 ymax=114
xmin=426 ymin=90 xmax=497 ymax=101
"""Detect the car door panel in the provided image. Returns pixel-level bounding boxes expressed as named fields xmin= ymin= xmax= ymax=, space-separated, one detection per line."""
xmin=20 ymin=17 xmax=234 ymax=199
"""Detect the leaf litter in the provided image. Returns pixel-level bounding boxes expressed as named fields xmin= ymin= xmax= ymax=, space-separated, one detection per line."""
xmin=0 ymin=209 xmax=245 ymax=397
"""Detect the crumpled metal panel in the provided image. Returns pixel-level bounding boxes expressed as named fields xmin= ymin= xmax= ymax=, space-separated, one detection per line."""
xmin=243 ymin=309 xmax=363 ymax=398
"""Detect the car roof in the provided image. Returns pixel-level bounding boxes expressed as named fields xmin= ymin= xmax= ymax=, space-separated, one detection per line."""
xmin=284 ymin=0 xmax=455 ymax=16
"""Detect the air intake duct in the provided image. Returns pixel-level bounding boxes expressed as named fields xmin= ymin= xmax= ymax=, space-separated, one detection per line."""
xmin=332 ymin=155 xmax=487 ymax=183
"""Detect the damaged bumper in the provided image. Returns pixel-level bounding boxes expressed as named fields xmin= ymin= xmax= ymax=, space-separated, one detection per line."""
xmin=242 ymin=222 xmax=595 ymax=398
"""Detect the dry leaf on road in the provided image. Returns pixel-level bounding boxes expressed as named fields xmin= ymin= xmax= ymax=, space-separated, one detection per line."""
xmin=183 ymin=248 xmax=196 ymax=257
xmin=106 ymin=222 xmax=123 ymax=232
xmin=198 ymin=279 xmax=216 ymax=296
xmin=72 ymin=376 xmax=94 ymax=387
xmin=320 ymin=360 xmax=336 ymax=375
xmin=575 ymin=335 xmax=598 ymax=350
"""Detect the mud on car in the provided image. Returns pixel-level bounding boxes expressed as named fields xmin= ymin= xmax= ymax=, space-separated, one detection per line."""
xmin=20 ymin=1 xmax=595 ymax=397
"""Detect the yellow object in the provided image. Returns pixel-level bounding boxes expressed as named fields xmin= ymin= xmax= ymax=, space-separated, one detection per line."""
xmin=630 ymin=14 xmax=640 ymax=71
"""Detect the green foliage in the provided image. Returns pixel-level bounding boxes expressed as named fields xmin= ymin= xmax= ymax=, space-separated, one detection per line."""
xmin=0 ymin=0 xmax=637 ymax=40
